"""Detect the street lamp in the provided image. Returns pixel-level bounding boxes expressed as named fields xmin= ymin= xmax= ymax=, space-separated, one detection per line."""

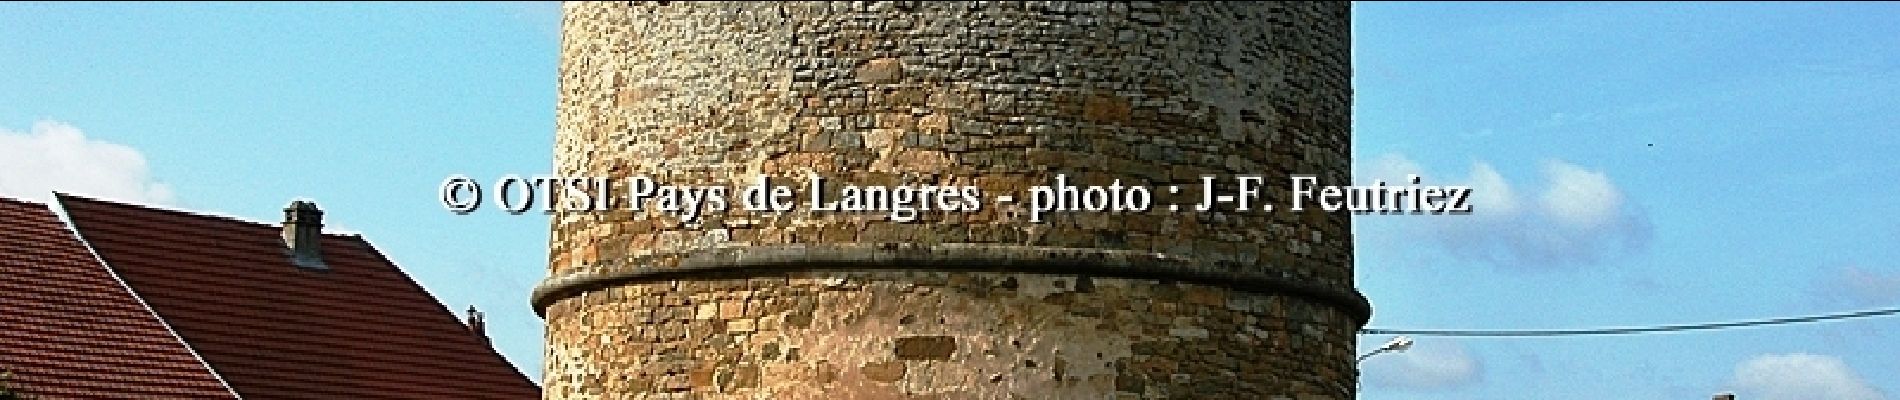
xmin=1356 ymin=336 xmax=1414 ymax=364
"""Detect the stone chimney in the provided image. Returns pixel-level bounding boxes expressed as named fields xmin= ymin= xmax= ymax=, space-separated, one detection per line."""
xmin=466 ymin=305 xmax=488 ymax=345
xmin=282 ymin=200 xmax=326 ymax=269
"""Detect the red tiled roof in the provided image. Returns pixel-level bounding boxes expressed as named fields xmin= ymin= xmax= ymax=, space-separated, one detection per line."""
xmin=55 ymin=194 xmax=540 ymax=399
xmin=0 ymin=197 xmax=236 ymax=399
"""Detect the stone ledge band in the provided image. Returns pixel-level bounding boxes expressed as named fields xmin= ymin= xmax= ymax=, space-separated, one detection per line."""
xmin=531 ymin=243 xmax=1372 ymax=326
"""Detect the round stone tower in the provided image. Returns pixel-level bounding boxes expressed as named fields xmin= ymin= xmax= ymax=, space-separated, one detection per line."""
xmin=536 ymin=2 xmax=1367 ymax=399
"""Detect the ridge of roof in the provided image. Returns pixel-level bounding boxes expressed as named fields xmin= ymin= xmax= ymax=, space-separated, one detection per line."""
xmin=50 ymin=192 xmax=363 ymax=237
xmin=0 ymin=195 xmax=46 ymax=206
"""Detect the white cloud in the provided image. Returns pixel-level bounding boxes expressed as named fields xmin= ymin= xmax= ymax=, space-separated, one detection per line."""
xmin=1730 ymin=353 xmax=1885 ymax=400
xmin=1360 ymin=339 xmax=1481 ymax=390
xmin=0 ymin=121 xmax=174 ymax=204
xmin=1356 ymin=153 xmax=1650 ymax=269
xmin=1465 ymin=162 xmax=1520 ymax=216
xmin=1539 ymin=161 xmax=1623 ymax=230
xmin=1363 ymin=153 xmax=1426 ymax=184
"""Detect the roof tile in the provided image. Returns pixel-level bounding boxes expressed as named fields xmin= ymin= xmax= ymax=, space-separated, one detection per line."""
xmin=55 ymin=194 xmax=540 ymax=399
xmin=0 ymin=197 xmax=236 ymax=399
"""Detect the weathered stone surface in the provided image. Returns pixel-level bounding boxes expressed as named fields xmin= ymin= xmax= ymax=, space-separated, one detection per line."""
xmin=543 ymin=1 xmax=1361 ymax=399
xmin=856 ymin=58 xmax=905 ymax=84
xmin=861 ymin=361 xmax=905 ymax=382
xmin=544 ymin=273 xmax=1360 ymax=399
xmin=893 ymin=336 xmax=957 ymax=361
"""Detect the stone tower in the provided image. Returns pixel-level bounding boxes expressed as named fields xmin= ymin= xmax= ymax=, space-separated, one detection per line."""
xmin=536 ymin=2 xmax=1367 ymax=399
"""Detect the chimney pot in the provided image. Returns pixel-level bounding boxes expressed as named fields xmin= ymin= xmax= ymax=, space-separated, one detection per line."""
xmin=467 ymin=305 xmax=489 ymax=345
xmin=282 ymin=200 xmax=326 ymax=269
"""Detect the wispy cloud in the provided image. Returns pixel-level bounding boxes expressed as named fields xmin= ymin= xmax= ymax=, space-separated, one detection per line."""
xmin=1358 ymin=153 xmax=1651 ymax=270
xmin=1360 ymin=338 xmax=1482 ymax=391
xmin=1815 ymin=265 xmax=1900 ymax=308
xmin=1790 ymin=51 xmax=1900 ymax=79
xmin=1533 ymin=112 xmax=1602 ymax=129
xmin=0 ymin=121 xmax=174 ymax=204
xmin=1729 ymin=353 xmax=1886 ymax=400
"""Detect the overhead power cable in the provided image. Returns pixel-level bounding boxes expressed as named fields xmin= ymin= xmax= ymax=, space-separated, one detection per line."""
xmin=1358 ymin=305 xmax=1900 ymax=337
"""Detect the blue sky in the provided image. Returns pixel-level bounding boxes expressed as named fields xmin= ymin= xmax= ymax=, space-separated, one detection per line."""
xmin=2 ymin=2 xmax=1896 ymax=399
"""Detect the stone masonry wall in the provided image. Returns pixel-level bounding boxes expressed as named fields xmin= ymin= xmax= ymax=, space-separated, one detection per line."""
xmin=543 ymin=273 xmax=1359 ymax=399
xmin=542 ymin=2 xmax=1360 ymax=399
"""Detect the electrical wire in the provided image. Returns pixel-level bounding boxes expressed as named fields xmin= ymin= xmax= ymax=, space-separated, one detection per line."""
xmin=1358 ymin=305 xmax=1900 ymax=337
